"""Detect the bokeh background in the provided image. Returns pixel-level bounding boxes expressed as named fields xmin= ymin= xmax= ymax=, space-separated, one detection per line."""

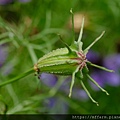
xmin=0 ymin=0 xmax=120 ymax=114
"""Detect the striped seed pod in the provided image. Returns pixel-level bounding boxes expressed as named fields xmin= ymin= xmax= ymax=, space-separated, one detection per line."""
xmin=34 ymin=9 xmax=113 ymax=106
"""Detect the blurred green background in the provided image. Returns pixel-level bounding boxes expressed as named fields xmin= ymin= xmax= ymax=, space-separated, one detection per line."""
xmin=0 ymin=0 xmax=120 ymax=114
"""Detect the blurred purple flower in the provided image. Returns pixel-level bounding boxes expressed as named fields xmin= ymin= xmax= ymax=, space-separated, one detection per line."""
xmin=59 ymin=76 xmax=71 ymax=94
xmin=103 ymin=54 xmax=120 ymax=71
xmin=89 ymin=71 xmax=106 ymax=91
xmin=89 ymin=70 xmax=120 ymax=89
xmin=18 ymin=0 xmax=31 ymax=3
xmin=72 ymin=88 xmax=88 ymax=101
xmin=0 ymin=0 xmax=13 ymax=5
xmin=59 ymin=77 xmax=88 ymax=101
xmin=44 ymin=97 xmax=68 ymax=114
xmin=46 ymin=97 xmax=56 ymax=108
xmin=103 ymin=72 xmax=120 ymax=86
xmin=39 ymin=73 xmax=58 ymax=87
xmin=40 ymin=74 xmax=88 ymax=102
xmin=88 ymin=53 xmax=120 ymax=90
xmin=0 ymin=45 xmax=8 ymax=67
xmin=2 ymin=64 xmax=13 ymax=75
xmin=0 ymin=0 xmax=31 ymax=5
xmin=86 ymin=50 xmax=100 ymax=64
xmin=103 ymin=54 xmax=120 ymax=86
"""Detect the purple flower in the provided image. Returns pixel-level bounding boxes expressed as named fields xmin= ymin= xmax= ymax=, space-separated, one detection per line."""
xmin=46 ymin=97 xmax=56 ymax=108
xmin=0 ymin=0 xmax=13 ymax=5
xmin=59 ymin=76 xmax=71 ymax=94
xmin=39 ymin=73 xmax=58 ymax=87
xmin=102 ymin=54 xmax=120 ymax=86
xmin=103 ymin=54 xmax=120 ymax=71
xmin=59 ymin=77 xmax=88 ymax=101
xmin=0 ymin=0 xmax=31 ymax=5
xmin=86 ymin=50 xmax=100 ymax=64
xmin=103 ymin=72 xmax=120 ymax=87
xmin=89 ymin=71 xmax=106 ymax=91
xmin=88 ymin=53 xmax=120 ymax=89
xmin=0 ymin=45 xmax=8 ymax=67
xmin=89 ymin=71 xmax=120 ymax=89
xmin=2 ymin=64 xmax=13 ymax=75
xmin=72 ymin=88 xmax=88 ymax=101
xmin=44 ymin=97 xmax=68 ymax=114
xmin=18 ymin=0 xmax=31 ymax=3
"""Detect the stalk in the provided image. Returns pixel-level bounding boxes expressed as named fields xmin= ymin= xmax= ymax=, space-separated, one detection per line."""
xmin=0 ymin=68 xmax=34 ymax=87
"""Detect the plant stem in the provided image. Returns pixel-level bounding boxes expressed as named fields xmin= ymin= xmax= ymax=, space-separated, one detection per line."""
xmin=70 ymin=8 xmax=75 ymax=45
xmin=87 ymin=61 xmax=114 ymax=72
xmin=0 ymin=68 xmax=34 ymax=87
xmin=87 ymin=74 xmax=109 ymax=95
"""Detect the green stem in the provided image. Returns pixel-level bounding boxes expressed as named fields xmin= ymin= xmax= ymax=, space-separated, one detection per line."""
xmin=69 ymin=65 xmax=80 ymax=98
xmin=80 ymin=80 xmax=99 ymax=106
xmin=84 ymin=31 xmax=105 ymax=54
xmin=70 ymin=8 xmax=75 ymax=45
xmin=0 ymin=68 xmax=34 ymax=87
xmin=87 ymin=61 xmax=114 ymax=72
xmin=87 ymin=74 xmax=109 ymax=95
xmin=77 ymin=18 xmax=84 ymax=51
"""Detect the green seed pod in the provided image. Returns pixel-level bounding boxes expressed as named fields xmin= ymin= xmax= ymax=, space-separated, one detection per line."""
xmin=35 ymin=48 xmax=86 ymax=75
xmin=34 ymin=9 xmax=114 ymax=106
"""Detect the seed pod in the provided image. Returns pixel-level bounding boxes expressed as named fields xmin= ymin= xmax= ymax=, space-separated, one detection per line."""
xmin=36 ymin=48 xmax=86 ymax=75
xmin=34 ymin=9 xmax=114 ymax=106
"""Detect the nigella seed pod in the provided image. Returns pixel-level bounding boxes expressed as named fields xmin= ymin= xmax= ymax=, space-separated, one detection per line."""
xmin=34 ymin=9 xmax=114 ymax=106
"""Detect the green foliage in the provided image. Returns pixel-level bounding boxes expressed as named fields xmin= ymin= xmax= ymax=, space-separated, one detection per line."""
xmin=0 ymin=0 xmax=120 ymax=114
